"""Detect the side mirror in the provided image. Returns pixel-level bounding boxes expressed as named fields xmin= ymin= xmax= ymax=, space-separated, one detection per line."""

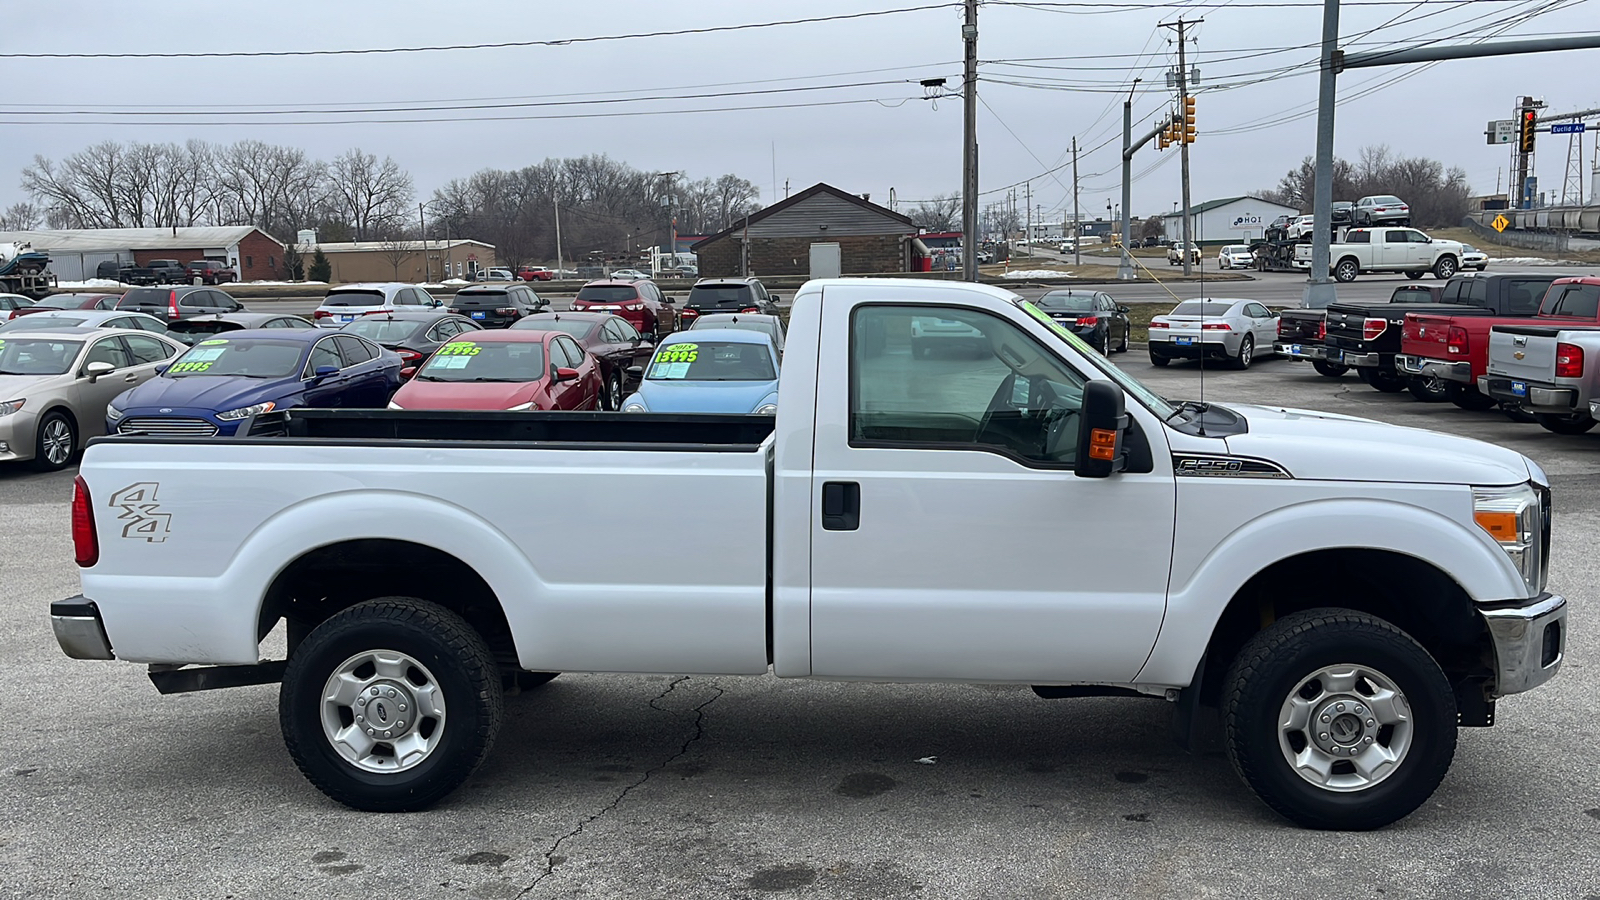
xmin=84 ymin=360 xmax=115 ymax=382
xmin=1118 ymin=305 xmax=1131 ymax=314
xmin=154 ymin=362 xmax=171 ymax=374
xmin=1074 ymin=381 xmax=1127 ymax=479
xmin=400 ymin=366 xmax=417 ymax=380
xmin=663 ymin=297 xmax=676 ymax=304
xmin=627 ymin=365 xmax=644 ymax=379
xmin=431 ymin=299 xmax=443 ymax=308
xmin=553 ymin=366 xmax=579 ymax=383
xmin=312 ymin=365 xmax=339 ymax=380
xmin=771 ymin=294 xmax=783 ymax=302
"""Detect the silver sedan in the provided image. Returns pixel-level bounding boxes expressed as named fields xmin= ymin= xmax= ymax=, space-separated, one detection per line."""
xmin=1147 ymin=298 xmax=1280 ymax=370
xmin=0 ymin=309 xmax=169 ymax=334
xmin=0 ymin=326 xmax=187 ymax=470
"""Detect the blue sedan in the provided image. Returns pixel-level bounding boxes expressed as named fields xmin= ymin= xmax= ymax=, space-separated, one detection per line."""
xmin=620 ymin=329 xmax=780 ymax=415
xmin=106 ymin=329 xmax=401 ymax=436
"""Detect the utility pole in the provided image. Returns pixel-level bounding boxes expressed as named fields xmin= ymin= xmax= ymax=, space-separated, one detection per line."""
xmin=1161 ymin=17 xmax=1200 ymax=276
xmin=553 ymin=193 xmax=564 ymax=281
xmin=1024 ymin=181 xmax=1032 ymax=258
xmin=961 ymin=0 xmax=979 ymax=281
xmin=1072 ymin=136 xmax=1082 ymax=267
xmin=418 ymin=202 xmax=429 ymax=283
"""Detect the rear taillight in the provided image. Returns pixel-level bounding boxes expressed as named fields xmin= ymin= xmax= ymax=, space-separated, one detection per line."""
xmin=1149 ymin=321 xmax=1169 ymax=328
xmin=739 ymin=307 xmax=759 ymax=314
xmin=1447 ymin=326 xmax=1469 ymax=355
xmin=1201 ymin=322 xmax=1231 ymax=331
xmin=1075 ymin=316 xmax=1099 ymax=327
xmin=628 ymin=303 xmax=645 ymax=311
xmin=1363 ymin=318 xmax=1387 ymax=341
xmin=72 ymin=476 xmax=98 ymax=567
xmin=1317 ymin=319 xmax=1326 ymax=340
xmin=1556 ymin=342 xmax=1584 ymax=378
xmin=397 ymin=349 xmax=423 ymax=363
xmin=496 ymin=307 xmax=518 ymax=316
xmin=361 ymin=309 xmax=391 ymax=316
xmin=1277 ymin=320 xmax=1287 ymax=337
xmin=313 ymin=309 xmax=331 ymax=319
xmin=681 ymin=308 xmax=699 ymax=319
xmin=167 ymin=290 xmax=180 ymax=319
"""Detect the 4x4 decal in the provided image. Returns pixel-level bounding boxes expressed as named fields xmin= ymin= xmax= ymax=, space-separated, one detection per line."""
xmin=109 ymin=483 xmax=171 ymax=542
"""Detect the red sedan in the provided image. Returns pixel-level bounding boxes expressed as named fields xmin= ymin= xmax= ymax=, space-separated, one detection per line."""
xmin=8 ymin=292 xmax=123 ymax=320
xmin=570 ymin=279 xmax=677 ymax=339
xmin=387 ymin=329 xmax=601 ymax=412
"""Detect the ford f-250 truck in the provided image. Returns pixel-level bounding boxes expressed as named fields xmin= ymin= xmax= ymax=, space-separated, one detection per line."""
xmin=51 ymin=279 xmax=1565 ymax=830
xmin=1396 ymin=274 xmax=1572 ymax=411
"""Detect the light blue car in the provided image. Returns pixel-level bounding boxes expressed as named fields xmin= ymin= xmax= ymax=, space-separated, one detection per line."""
xmin=621 ymin=329 xmax=780 ymax=415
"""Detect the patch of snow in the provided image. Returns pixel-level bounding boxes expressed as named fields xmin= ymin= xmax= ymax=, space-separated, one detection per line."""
xmin=1002 ymin=269 xmax=1076 ymax=279
xmin=442 ymin=278 xmax=470 ymax=285
xmin=245 ymin=280 xmax=328 ymax=285
xmin=1487 ymin=257 xmax=1584 ymax=266
xmin=53 ymin=278 xmax=127 ymax=289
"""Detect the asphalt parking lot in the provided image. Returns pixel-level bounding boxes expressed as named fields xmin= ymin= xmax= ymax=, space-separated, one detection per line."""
xmin=3 ymin=349 xmax=1599 ymax=899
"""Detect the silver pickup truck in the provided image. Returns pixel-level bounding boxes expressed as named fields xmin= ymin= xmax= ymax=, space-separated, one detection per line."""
xmin=1481 ymin=319 xmax=1600 ymax=435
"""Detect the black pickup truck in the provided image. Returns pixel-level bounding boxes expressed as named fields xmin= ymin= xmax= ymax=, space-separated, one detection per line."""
xmin=1274 ymin=283 xmax=1442 ymax=378
xmin=1324 ymin=273 xmax=1562 ymax=399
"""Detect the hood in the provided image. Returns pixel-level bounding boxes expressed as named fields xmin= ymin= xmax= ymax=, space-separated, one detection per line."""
xmin=0 ymin=372 xmax=72 ymax=402
xmin=392 ymin=379 xmax=543 ymax=411
xmin=635 ymin=378 xmax=779 ymax=414
xmin=118 ymin=374 xmax=300 ymax=413
xmin=1221 ymin=404 xmax=1530 ymax=485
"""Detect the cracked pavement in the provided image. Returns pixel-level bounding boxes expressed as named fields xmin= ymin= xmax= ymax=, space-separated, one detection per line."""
xmin=4 ymin=325 xmax=1600 ymax=898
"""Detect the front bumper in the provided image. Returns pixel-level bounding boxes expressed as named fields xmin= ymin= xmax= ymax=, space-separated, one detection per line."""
xmin=1275 ymin=341 xmax=1332 ymax=362
xmin=1480 ymin=376 xmax=1578 ymax=410
xmin=0 ymin=406 xmax=41 ymax=462
xmin=1396 ymin=354 xmax=1472 ymax=383
xmin=51 ymin=597 xmax=115 ymax=660
xmin=1481 ymin=592 xmax=1566 ymax=697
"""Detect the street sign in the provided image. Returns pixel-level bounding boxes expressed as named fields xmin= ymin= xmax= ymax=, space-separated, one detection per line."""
xmin=1491 ymin=214 xmax=1510 ymax=233
xmin=1487 ymin=119 xmax=1515 ymax=144
xmin=1550 ymin=122 xmax=1587 ymax=134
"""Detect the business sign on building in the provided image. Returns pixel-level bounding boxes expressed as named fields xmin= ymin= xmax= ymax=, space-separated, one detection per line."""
xmin=1229 ymin=213 xmax=1265 ymax=230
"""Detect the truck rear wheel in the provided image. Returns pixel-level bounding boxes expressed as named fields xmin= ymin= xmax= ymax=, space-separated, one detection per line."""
xmin=1404 ymin=271 xmax=1425 ymax=281
xmin=1223 ymin=609 xmax=1456 ymax=830
xmin=1312 ymin=360 xmax=1349 ymax=377
xmin=1445 ymin=384 xmax=1497 ymax=411
xmin=1405 ymin=377 xmax=1448 ymax=402
xmin=1533 ymin=413 xmax=1597 ymax=435
xmin=280 ymin=597 xmax=504 ymax=812
xmin=1356 ymin=367 xmax=1406 ymax=393
xmin=1333 ymin=259 xmax=1359 ymax=283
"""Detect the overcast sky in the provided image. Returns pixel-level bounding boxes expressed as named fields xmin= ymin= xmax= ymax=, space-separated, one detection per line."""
xmin=3 ymin=0 xmax=1595 ymax=225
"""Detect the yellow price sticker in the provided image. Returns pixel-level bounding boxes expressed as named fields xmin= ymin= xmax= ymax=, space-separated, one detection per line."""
xmin=437 ymin=342 xmax=482 ymax=357
xmin=657 ymin=344 xmax=699 ymax=364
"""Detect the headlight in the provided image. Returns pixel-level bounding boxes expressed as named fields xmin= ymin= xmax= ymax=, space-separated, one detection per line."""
xmin=506 ymin=401 xmax=537 ymax=411
xmin=623 ymin=403 xmax=647 ymax=413
xmin=754 ymin=404 xmax=778 ymax=415
xmin=0 ymin=398 xmax=26 ymax=417
xmin=1473 ymin=482 xmax=1546 ymax=594
xmin=215 ymin=401 xmax=276 ymax=421
xmin=105 ymin=404 xmax=126 ymax=422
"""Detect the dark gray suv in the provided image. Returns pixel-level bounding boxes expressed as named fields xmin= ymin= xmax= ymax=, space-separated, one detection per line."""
xmin=115 ymin=285 xmax=245 ymax=322
xmin=447 ymin=283 xmax=548 ymax=328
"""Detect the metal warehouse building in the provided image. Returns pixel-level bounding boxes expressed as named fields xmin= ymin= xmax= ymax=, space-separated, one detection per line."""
xmin=0 ymin=226 xmax=285 ymax=282
xmin=1159 ymin=196 xmax=1300 ymax=246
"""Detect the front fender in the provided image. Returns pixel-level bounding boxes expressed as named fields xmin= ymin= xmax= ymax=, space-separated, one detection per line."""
xmin=1135 ymin=495 xmax=1525 ymax=685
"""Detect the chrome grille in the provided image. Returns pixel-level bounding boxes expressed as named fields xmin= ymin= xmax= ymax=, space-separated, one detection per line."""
xmin=118 ymin=417 xmax=219 ymax=437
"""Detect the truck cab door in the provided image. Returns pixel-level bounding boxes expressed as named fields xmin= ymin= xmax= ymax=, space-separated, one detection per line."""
xmin=802 ymin=289 xmax=1177 ymax=683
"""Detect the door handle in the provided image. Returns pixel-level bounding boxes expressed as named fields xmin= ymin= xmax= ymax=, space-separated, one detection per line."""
xmin=821 ymin=481 xmax=860 ymax=531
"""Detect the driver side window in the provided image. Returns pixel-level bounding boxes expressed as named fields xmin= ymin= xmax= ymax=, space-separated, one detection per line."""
xmin=304 ymin=341 xmax=342 ymax=378
xmin=850 ymin=305 xmax=1087 ymax=466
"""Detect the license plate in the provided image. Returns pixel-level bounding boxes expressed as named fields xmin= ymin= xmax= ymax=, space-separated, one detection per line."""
xmin=470 ymin=311 xmax=486 ymax=319
xmin=1287 ymin=343 xmax=1303 ymax=355
xmin=1512 ymin=381 xmax=1528 ymax=397
xmin=1175 ymin=337 xmax=1194 ymax=346
xmin=340 ymin=315 xmax=355 ymax=322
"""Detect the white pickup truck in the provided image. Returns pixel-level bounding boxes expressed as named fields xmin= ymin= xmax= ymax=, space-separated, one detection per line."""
xmin=1319 ymin=227 xmax=1468 ymax=283
xmin=52 ymin=279 xmax=1565 ymax=830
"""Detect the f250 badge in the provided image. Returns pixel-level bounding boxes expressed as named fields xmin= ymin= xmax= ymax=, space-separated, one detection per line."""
xmin=109 ymin=483 xmax=171 ymax=542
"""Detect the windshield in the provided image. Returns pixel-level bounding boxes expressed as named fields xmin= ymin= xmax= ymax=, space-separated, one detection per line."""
xmin=0 ymin=336 xmax=83 ymax=375
xmin=117 ymin=288 xmax=172 ymax=308
xmin=343 ymin=318 xmax=424 ymax=342
xmin=0 ymin=314 xmax=89 ymax=330
xmin=166 ymin=338 xmax=305 ymax=378
xmin=575 ymin=286 xmax=638 ymax=303
xmin=1015 ymin=300 xmax=1175 ymax=419
xmin=686 ymin=286 xmax=754 ymax=309
xmin=1172 ymin=301 xmax=1233 ymax=316
xmin=1223 ymin=245 xmax=1248 ymax=253
xmin=415 ymin=340 xmax=545 ymax=382
xmin=521 ymin=318 xmax=599 ymax=339
xmin=1035 ymin=293 xmax=1095 ymax=312
xmin=646 ymin=341 xmax=775 ymax=381
xmin=322 ymin=290 xmax=387 ymax=306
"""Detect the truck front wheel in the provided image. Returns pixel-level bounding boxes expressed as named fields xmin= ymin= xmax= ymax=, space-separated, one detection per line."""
xmin=1333 ymin=259 xmax=1359 ymax=283
xmin=1433 ymin=256 xmax=1458 ymax=279
xmin=1223 ymin=609 xmax=1457 ymax=830
xmin=279 ymin=597 xmax=504 ymax=812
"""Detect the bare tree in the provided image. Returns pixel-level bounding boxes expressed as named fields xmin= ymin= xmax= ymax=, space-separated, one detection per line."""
xmin=1139 ymin=215 xmax=1164 ymax=241
xmin=908 ymin=193 xmax=961 ymax=232
xmin=1257 ymin=145 xmax=1469 ymax=225
xmin=377 ymin=236 xmax=419 ymax=280
xmin=0 ymin=201 xmax=41 ymax=230
xmin=326 ymin=149 xmax=414 ymax=241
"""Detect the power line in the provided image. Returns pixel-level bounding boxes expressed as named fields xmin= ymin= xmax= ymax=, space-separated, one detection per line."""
xmin=0 ymin=4 xmax=961 ymax=59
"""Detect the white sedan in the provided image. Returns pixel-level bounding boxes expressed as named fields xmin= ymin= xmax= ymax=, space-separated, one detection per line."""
xmin=1148 ymin=298 xmax=1280 ymax=370
xmin=1218 ymin=245 xmax=1254 ymax=269
xmin=1461 ymin=244 xmax=1489 ymax=271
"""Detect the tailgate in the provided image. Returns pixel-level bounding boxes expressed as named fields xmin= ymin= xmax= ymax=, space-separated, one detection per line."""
xmin=1487 ymin=329 xmax=1558 ymax=381
xmin=1276 ymin=310 xmax=1324 ymax=342
xmin=1324 ymin=306 xmax=1369 ymax=347
xmin=1402 ymin=314 xmax=1453 ymax=357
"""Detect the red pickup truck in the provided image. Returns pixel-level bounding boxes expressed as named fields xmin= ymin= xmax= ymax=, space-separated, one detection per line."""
xmin=1398 ymin=275 xmax=1598 ymax=410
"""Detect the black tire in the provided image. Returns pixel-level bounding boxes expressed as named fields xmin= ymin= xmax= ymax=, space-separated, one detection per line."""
xmin=32 ymin=410 xmax=76 ymax=472
xmin=279 ymin=597 xmax=504 ymax=812
xmin=1234 ymin=335 xmax=1255 ymax=370
xmin=510 ymin=671 xmax=559 ymax=692
xmin=1404 ymin=271 xmax=1425 ymax=281
xmin=1501 ymin=404 xmax=1537 ymax=424
xmin=1533 ymin=413 xmax=1597 ymax=435
xmin=1406 ymin=377 xmax=1448 ymax=402
xmin=1097 ymin=330 xmax=1110 ymax=356
xmin=605 ymin=369 xmax=624 ymax=411
xmin=1149 ymin=353 xmax=1170 ymax=367
xmin=1333 ymin=259 xmax=1359 ymax=283
xmin=1312 ymin=360 xmax=1349 ymax=378
xmin=1117 ymin=324 xmax=1129 ymax=353
xmin=1432 ymin=256 xmax=1458 ymax=280
xmin=1223 ymin=609 xmax=1457 ymax=830
xmin=1445 ymin=384 xmax=1497 ymax=412
xmin=1357 ymin=367 xmax=1406 ymax=393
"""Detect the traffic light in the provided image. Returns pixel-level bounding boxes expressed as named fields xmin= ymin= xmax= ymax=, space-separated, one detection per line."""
xmin=1183 ymin=95 xmax=1197 ymax=144
xmin=1519 ymin=108 xmax=1537 ymax=153
xmin=1158 ymin=120 xmax=1171 ymax=149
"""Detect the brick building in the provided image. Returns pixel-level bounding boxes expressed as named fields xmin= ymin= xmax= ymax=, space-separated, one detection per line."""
xmin=0 ymin=226 xmax=285 ymax=282
xmin=691 ymin=183 xmax=918 ymax=277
